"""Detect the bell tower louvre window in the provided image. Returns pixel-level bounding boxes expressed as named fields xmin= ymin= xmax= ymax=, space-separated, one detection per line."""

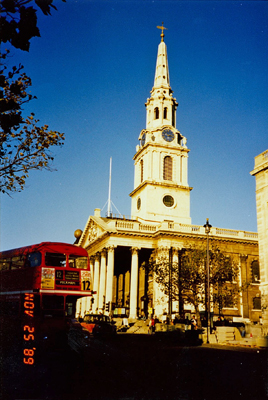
xmin=172 ymin=105 xmax=175 ymax=127
xmin=164 ymin=107 xmax=168 ymax=119
xmin=154 ymin=107 xmax=159 ymax=119
xmin=163 ymin=156 xmax=172 ymax=180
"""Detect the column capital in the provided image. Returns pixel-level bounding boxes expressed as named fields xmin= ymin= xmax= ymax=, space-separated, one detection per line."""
xmin=171 ymin=246 xmax=182 ymax=253
xmin=240 ymin=254 xmax=248 ymax=262
xmin=157 ymin=246 xmax=170 ymax=255
xmin=130 ymin=247 xmax=140 ymax=255
xmin=107 ymin=245 xmax=117 ymax=253
xmin=101 ymin=248 xmax=107 ymax=257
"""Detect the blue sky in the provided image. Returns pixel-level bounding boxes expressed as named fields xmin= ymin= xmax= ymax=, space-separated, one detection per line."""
xmin=1 ymin=0 xmax=267 ymax=251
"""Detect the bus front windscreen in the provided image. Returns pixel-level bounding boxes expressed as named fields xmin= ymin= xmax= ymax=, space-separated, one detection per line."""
xmin=68 ymin=255 xmax=88 ymax=269
xmin=45 ymin=253 xmax=66 ymax=267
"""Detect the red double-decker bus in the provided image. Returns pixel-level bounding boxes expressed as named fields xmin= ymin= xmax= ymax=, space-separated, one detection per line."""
xmin=0 ymin=242 xmax=92 ymax=359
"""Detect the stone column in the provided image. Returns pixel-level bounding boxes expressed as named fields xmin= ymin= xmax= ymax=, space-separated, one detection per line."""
xmin=153 ymin=247 xmax=169 ymax=318
xmin=172 ymin=248 xmax=179 ymax=264
xmin=98 ymin=249 xmax=107 ymax=313
xmin=106 ymin=246 xmax=115 ymax=312
xmin=92 ymin=253 xmax=100 ymax=313
xmin=129 ymin=247 xmax=139 ymax=319
xmin=89 ymin=257 xmax=94 ymax=287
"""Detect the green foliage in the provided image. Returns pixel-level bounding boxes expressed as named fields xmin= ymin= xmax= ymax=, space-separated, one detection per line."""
xmin=0 ymin=57 xmax=36 ymax=134
xmin=0 ymin=0 xmax=65 ymax=51
xmin=145 ymin=243 xmax=241 ymax=323
xmin=0 ymin=115 xmax=65 ymax=194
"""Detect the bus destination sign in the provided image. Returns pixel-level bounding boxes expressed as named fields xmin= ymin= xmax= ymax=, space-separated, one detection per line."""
xmin=55 ymin=270 xmax=80 ymax=286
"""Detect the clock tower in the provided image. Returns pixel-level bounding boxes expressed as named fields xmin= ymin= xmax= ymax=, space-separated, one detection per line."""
xmin=130 ymin=25 xmax=192 ymax=224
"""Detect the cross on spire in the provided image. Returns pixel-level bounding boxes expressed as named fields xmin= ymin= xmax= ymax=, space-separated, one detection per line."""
xmin=157 ymin=22 xmax=167 ymax=42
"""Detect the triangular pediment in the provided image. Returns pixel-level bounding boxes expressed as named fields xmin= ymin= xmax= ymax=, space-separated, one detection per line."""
xmin=78 ymin=215 xmax=116 ymax=248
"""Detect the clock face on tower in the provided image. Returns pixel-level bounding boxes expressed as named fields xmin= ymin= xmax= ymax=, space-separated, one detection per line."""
xmin=162 ymin=129 xmax=175 ymax=142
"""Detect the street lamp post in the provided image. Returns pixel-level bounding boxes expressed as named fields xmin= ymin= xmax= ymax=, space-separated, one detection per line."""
xmin=204 ymin=218 xmax=212 ymax=343
xmin=168 ymin=247 xmax=173 ymax=323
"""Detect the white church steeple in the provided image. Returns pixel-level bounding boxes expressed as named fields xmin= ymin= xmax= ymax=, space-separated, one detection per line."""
xmin=153 ymin=23 xmax=170 ymax=89
xmin=130 ymin=25 xmax=192 ymax=224
xmin=145 ymin=23 xmax=178 ymax=131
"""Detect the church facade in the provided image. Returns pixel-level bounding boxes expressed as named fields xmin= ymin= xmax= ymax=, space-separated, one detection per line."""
xmin=76 ymin=28 xmax=261 ymax=324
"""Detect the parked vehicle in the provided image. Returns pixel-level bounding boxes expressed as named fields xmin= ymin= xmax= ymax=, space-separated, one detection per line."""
xmin=81 ymin=314 xmax=116 ymax=337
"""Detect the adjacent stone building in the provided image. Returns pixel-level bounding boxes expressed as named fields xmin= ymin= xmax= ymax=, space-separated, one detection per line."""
xmin=251 ymin=150 xmax=268 ymax=326
xmin=76 ymin=28 xmax=261 ymax=324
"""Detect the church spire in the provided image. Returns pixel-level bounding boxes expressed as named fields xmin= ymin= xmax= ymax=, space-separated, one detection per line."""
xmin=153 ymin=23 xmax=170 ymax=90
xmin=144 ymin=24 xmax=177 ymax=130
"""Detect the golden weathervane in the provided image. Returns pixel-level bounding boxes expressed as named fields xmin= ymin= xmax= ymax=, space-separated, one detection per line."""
xmin=157 ymin=22 xmax=167 ymax=42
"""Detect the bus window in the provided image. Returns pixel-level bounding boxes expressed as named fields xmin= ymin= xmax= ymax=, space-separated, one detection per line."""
xmin=0 ymin=258 xmax=11 ymax=271
xmin=27 ymin=252 xmax=42 ymax=267
xmin=45 ymin=253 xmax=66 ymax=267
xmin=68 ymin=255 xmax=88 ymax=269
xmin=11 ymin=256 xmax=25 ymax=269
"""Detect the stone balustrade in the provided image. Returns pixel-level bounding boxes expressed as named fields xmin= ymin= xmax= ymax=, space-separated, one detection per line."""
xmin=111 ymin=218 xmax=258 ymax=241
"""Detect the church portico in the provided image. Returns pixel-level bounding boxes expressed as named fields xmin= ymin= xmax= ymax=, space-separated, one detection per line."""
xmin=76 ymin=211 xmax=259 ymax=322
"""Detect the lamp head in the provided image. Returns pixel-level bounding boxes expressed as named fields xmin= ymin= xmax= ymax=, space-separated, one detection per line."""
xmin=204 ymin=218 xmax=212 ymax=234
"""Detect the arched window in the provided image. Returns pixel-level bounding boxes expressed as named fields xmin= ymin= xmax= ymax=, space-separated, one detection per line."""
xmin=163 ymin=156 xmax=172 ymax=180
xmin=164 ymin=107 xmax=168 ymax=119
xmin=154 ymin=107 xmax=159 ymax=119
xmin=251 ymin=260 xmax=260 ymax=283
xmin=140 ymin=159 xmax=143 ymax=183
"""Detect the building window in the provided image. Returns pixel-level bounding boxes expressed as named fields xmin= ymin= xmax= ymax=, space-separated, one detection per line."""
xmin=163 ymin=195 xmax=174 ymax=207
xmin=251 ymin=260 xmax=260 ymax=283
xmin=154 ymin=107 xmax=159 ymax=119
xmin=137 ymin=198 xmax=141 ymax=210
xmin=222 ymin=295 xmax=234 ymax=309
xmin=253 ymin=296 xmax=261 ymax=310
xmin=163 ymin=156 xmax=172 ymax=180
xmin=164 ymin=107 xmax=168 ymax=119
xmin=140 ymin=159 xmax=143 ymax=183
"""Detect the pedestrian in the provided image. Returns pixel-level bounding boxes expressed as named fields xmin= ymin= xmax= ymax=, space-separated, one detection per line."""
xmin=191 ymin=315 xmax=197 ymax=330
xmin=185 ymin=316 xmax=190 ymax=331
xmin=220 ymin=316 xmax=228 ymax=326
xmin=122 ymin=317 xmax=129 ymax=331
xmin=148 ymin=316 xmax=155 ymax=334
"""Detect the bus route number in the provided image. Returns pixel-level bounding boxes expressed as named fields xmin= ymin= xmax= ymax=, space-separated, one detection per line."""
xmin=82 ymin=280 xmax=91 ymax=291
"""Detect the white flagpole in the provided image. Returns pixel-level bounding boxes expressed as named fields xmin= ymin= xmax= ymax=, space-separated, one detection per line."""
xmin=107 ymin=157 xmax=112 ymax=217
